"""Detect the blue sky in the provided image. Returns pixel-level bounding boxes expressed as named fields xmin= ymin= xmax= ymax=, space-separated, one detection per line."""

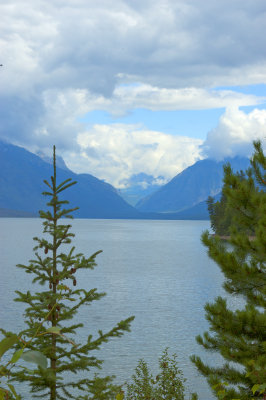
xmin=0 ymin=1 xmax=265 ymax=187
xmin=80 ymin=84 xmax=266 ymax=140
xmin=80 ymin=108 xmax=225 ymax=140
xmin=81 ymin=83 xmax=266 ymax=141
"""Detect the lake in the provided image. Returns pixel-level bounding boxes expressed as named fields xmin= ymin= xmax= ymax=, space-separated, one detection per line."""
xmin=0 ymin=218 xmax=231 ymax=399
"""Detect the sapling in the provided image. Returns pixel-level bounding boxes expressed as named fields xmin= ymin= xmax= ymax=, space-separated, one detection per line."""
xmin=0 ymin=146 xmax=134 ymax=400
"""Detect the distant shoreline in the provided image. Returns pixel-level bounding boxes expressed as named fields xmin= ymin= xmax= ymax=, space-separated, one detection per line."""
xmin=0 ymin=208 xmax=37 ymax=218
xmin=0 ymin=207 xmax=209 ymax=220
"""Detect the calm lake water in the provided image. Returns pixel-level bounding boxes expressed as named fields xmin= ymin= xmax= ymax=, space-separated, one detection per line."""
xmin=0 ymin=218 xmax=234 ymax=399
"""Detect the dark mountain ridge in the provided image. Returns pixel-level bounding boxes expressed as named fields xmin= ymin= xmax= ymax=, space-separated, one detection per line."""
xmin=0 ymin=140 xmax=250 ymax=220
xmin=0 ymin=140 xmax=140 ymax=219
xmin=136 ymin=157 xmax=250 ymax=213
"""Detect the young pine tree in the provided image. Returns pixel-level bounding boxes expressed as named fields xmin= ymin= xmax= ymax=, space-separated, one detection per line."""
xmin=0 ymin=146 xmax=134 ymax=400
xmin=191 ymin=141 xmax=266 ymax=399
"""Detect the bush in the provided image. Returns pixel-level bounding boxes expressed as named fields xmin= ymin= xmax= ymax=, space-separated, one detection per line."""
xmin=120 ymin=348 xmax=198 ymax=400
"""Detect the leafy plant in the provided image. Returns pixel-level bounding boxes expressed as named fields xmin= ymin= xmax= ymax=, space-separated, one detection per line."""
xmin=121 ymin=348 xmax=198 ymax=400
xmin=0 ymin=299 xmax=60 ymax=400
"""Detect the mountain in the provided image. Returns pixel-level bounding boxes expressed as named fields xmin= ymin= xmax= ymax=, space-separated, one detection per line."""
xmin=171 ymin=199 xmax=209 ymax=220
xmin=136 ymin=157 xmax=250 ymax=213
xmin=0 ymin=140 xmax=140 ymax=219
xmin=36 ymin=151 xmax=71 ymax=171
xmin=0 ymin=140 xmax=251 ymax=220
xmin=118 ymin=173 xmax=165 ymax=206
xmin=170 ymin=192 xmax=223 ymax=220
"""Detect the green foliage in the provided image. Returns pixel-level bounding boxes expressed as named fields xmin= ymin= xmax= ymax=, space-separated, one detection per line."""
xmin=123 ymin=348 xmax=198 ymax=400
xmin=0 ymin=335 xmax=19 ymax=359
xmin=0 ymin=334 xmax=21 ymax=400
xmin=246 ymin=360 xmax=266 ymax=399
xmin=0 ymin=319 xmax=52 ymax=400
xmin=207 ymin=171 xmax=247 ymax=236
xmin=212 ymin=360 xmax=266 ymax=400
xmin=0 ymin=297 xmax=80 ymax=399
xmin=191 ymin=141 xmax=266 ymax=399
xmin=0 ymin=146 xmax=134 ymax=400
xmin=207 ymin=192 xmax=231 ymax=236
xmin=77 ymin=374 xmax=122 ymax=400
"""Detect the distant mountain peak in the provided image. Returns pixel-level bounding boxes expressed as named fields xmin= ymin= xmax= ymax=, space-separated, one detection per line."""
xmin=118 ymin=172 xmax=167 ymax=206
xmin=36 ymin=151 xmax=70 ymax=171
xmin=136 ymin=156 xmax=250 ymax=213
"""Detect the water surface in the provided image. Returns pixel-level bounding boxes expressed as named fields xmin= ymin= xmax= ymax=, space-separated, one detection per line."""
xmin=0 ymin=218 xmax=228 ymax=399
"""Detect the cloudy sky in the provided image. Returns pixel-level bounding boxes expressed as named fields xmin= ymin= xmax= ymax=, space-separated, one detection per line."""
xmin=0 ymin=0 xmax=266 ymax=187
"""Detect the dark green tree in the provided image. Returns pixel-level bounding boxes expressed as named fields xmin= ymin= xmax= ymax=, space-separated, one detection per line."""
xmin=0 ymin=146 xmax=134 ymax=400
xmin=207 ymin=171 xmax=246 ymax=236
xmin=207 ymin=193 xmax=230 ymax=236
xmin=191 ymin=141 xmax=266 ymax=399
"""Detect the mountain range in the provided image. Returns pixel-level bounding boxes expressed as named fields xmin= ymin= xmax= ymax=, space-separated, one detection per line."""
xmin=136 ymin=157 xmax=250 ymax=214
xmin=0 ymin=140 xmax=250 ymax=219
xmin=0 ymin=140 xmax=140 ymax=219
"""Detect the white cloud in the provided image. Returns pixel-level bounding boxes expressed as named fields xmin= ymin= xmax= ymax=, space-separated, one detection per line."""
xmin=72 ymin=124 xmax=203 ymax=187
xmin=1 ymin=0 xmax=266 ymax=99
xmin=202 ymin=107 xmax=266 ymax=160
xmin=42 ymin=84 xmax=264 ymax=119
xmin=0 ymin=85 xmax=264 ymax=188
xmin=104 ymin=84 xmax=263 ymax=115
xmin=0 ymin=0 xmax=265 ymax=188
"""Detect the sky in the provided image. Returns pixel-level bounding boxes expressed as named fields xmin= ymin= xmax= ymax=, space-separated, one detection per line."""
xmin=0 ymin=0 xmax=266 ymax=188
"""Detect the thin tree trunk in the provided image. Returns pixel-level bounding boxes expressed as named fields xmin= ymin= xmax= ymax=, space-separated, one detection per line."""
xmin=50 ymin=146 xmax=57 ymax=400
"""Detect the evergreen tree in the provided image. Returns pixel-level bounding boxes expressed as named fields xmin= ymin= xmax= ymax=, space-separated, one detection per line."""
xmin=191 ymin=141 xmax=266 ymax=399
xmin=0 ymin=146 xmax=134 ymax=400
xmin=207 ymin=171 xmax=246 ymax=236
xmin=207 ymin=193 xmax=230 ymax=236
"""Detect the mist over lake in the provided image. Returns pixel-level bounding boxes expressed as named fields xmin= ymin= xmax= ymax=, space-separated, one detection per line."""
xmin=0 ymin=218 xmax=239 ymax=399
